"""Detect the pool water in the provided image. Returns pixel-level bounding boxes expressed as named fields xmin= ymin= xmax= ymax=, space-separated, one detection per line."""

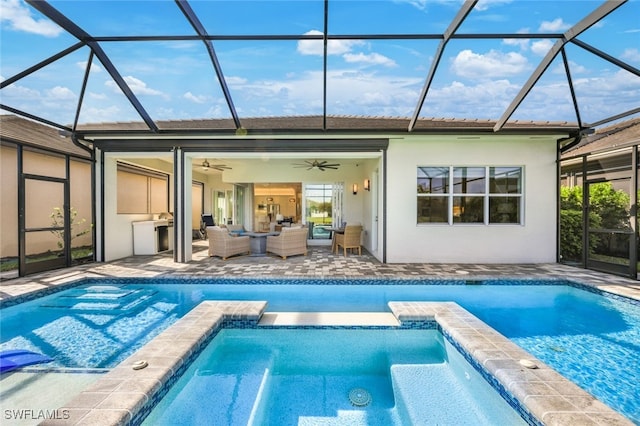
xmin=1 ymin=278 xmax=639 ymax=423
xmin=142 ymin=329 xmax=527 ymax=426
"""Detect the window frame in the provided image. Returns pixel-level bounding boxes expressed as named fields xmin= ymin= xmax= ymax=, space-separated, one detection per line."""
xmin=417 ymin=166 xmax=523 ymax=226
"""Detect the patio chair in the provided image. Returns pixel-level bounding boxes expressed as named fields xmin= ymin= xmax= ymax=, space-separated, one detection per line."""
xmin=199 ymin=214 xmax=215 ymax=239
xmin=335 ymin=225 xmax=363 ymax=256
xmin=266 ymin=227 xmax=308 ymax=259
xmin=207 ymin=226 xmax=250 ymax=260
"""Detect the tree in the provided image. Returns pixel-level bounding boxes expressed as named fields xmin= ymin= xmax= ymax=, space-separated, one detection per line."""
xmin=559 ymin=182 xmax=631 ymax=262
xmin=50 ymin=207 xmax=92 ymax=250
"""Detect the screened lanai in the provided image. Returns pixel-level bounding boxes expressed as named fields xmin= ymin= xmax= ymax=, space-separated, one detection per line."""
xmin=2 ymin=0 xmax=638 ymax=134
xmin=1 ymin=0 xmax=640 ymax=278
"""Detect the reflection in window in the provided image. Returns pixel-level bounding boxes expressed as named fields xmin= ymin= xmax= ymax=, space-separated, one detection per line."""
xmin=453 ymin=196 xmax=484 ymax=223
xmin=453 ymin=167 xmax=485 ymax=194
xmin=417 ymin=196 xmax=448 ymax=223
xmin=417 ymin=167 xmax=448 ymax=194
xmin=417 ymin=166 xmax=522 ymax=225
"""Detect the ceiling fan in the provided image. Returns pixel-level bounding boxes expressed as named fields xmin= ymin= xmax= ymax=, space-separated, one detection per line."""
xmin=292 ymin=160 xmax=340 ymax=171
xmin=202 ymin=159 xmax=232 ymax=172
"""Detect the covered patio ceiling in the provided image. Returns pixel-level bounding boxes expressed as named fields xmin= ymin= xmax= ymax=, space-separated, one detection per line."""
xmin=1 ymin=0 xmax=639 ymax=139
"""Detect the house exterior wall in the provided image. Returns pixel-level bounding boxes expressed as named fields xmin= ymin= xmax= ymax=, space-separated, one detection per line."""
xmin=98 ymin=134 xmax=557 ymax=264
xmin=385 ymin=135 xmax=558 ymax=263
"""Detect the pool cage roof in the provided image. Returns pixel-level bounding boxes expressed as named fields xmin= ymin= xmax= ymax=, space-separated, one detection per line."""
xmin=1 ymin=0 xmax=639 ymax=143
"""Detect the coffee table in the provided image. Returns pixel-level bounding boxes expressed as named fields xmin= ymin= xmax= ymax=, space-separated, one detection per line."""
xmin=242 ymin=231 xmax=280 ymax=255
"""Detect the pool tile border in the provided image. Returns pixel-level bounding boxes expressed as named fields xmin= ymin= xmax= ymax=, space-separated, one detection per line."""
xmin=41 ymin=300 xmax=632 ymax=426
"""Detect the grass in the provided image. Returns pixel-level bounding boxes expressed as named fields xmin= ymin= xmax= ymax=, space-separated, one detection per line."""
xmin=0 ymin=247 xmax=94 ymax=272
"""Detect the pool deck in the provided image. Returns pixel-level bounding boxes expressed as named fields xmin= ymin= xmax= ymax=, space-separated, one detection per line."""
xmin=2 ymin=243 xmax=640 ymax=425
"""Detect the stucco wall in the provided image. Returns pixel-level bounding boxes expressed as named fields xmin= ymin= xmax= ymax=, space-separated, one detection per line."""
xmin=385 ymin=135 xmax=558 ymax=263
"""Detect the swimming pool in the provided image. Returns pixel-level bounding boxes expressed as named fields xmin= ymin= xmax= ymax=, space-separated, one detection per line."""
xmin=1 ymin=277 xmax=638 ymax=423
xmin=142 ymin=328 xmax=527 ymax=425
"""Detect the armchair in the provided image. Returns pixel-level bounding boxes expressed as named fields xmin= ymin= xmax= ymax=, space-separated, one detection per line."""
xmin=206 ymin=226 xmax=250 ymax=260
xmin=266 ymin=227 xmax=308 ymax=259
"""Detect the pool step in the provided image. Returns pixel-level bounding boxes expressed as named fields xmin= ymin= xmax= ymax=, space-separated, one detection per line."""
xmin=391 ymin=364 xmax=515 ymax=425
xmin=391 ymin=364 xmax=455 ymax=425
xmin=41 ymin=286 xmax=158 ymax=313
xmin=146 ymin=353 xmax=274 ymax=425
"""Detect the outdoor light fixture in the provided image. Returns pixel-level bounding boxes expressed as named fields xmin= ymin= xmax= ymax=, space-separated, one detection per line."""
xmin=352 ymin=183 xmax=358 ymax=195
xmin=202 ymin=159 xmax=210 ymax=171
xmin=364 ymin=179 xmax=370 ymax=191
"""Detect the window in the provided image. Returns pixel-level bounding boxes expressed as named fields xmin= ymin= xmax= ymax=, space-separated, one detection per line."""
xmin=417 ymin=166 xmax=522 ymax=225
xmin=117 ymin=163 xmax=169 ymax=214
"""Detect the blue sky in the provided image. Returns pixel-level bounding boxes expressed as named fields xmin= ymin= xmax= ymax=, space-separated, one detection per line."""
xmin=1 ymin=0 xmax=639 ymax=128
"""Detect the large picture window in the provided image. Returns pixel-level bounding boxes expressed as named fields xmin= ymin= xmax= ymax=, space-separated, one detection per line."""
xmin=417 ymin=166 xmax=522 ymax=225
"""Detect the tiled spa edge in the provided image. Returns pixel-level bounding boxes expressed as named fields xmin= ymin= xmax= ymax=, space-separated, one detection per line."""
xmin=40 ymin=301 xmax=632 ymax=426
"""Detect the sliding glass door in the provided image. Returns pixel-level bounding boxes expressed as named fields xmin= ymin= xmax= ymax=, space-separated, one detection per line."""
xmin=304 ymin=183 xmax=343 ymax=240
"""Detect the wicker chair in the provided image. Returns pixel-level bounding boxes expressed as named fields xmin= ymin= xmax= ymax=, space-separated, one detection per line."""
xmin=266 ymin=227 xmax=308 ymax=259
xmin=206 ymin=226 xmax=250 ymax=260
xmin=334 ymin=225 xmax=363 ymax=256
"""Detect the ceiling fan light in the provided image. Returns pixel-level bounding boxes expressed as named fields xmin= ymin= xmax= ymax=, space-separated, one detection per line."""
xmin=202 ymin=159 xmax=210 ymax=171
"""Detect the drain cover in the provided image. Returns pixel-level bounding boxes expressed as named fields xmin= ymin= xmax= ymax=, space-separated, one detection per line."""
xmin=349 ymin=388 xmax=372 ymax=407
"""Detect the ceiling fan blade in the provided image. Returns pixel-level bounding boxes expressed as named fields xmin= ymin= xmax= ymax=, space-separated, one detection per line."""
xmin=292 ymin=160 xmax=340 ymax=170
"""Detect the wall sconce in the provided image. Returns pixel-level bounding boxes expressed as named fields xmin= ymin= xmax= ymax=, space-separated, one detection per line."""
xmin=352 ymin=183 xmax=358 ymax=195
xmin=364 ymin=179 xmax=370 ymax=191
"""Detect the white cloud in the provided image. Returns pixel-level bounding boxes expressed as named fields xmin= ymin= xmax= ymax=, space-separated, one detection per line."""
xmin=79 ymin=105 xmax=122 ymax=123
xmin=47 ymin=86 xmax=75 ymax=100
xmin=227 ymin=68 xmax=422 ymax=117
xmin=297 ymin=30 xmax=364 ymax=56
xmin=450 ymin=49 xmax=529 ymax=79
xmin=531 ymin=39 xmax=554 ymax=56
xmin=397 ymin=0 xmax=427 ymax=11
xmin=572 ymin=69 xmax=640 ymax=121
xmin=1 ymin=81 xmax=40 ymax=99
xmin=503 ymin=38 xmax=529 ymax=51
xmin=184 ymin=91 xmax=208 ymax=104
xmin=538 ymin=18 xmax=571 ymax=32
xmin=225 ymin=76 xmax=248 ymax=85
xmin=76 ymin=61 xmax=102 ymax=73
xmin=105 ymin=76 xmax=164 ymax=97
xmin=568 ymin=61 xmax=587 ymax=74
xmin=343 ymin=52 xmax=397 ymax=67
xmin=621 ymin=48 xmax=640 ymax=63
xmin=88 ymin=92 xmax=108 ymax=100
xmin=475 ymin=0 xmax=513 ymax=12
xmin=551 ymin=60 xmax=588 ymax=75
xmin=419 ymin=79 xmax=519 ymax=119
xmin=0 ymin=0 xmax=63 ymax=37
